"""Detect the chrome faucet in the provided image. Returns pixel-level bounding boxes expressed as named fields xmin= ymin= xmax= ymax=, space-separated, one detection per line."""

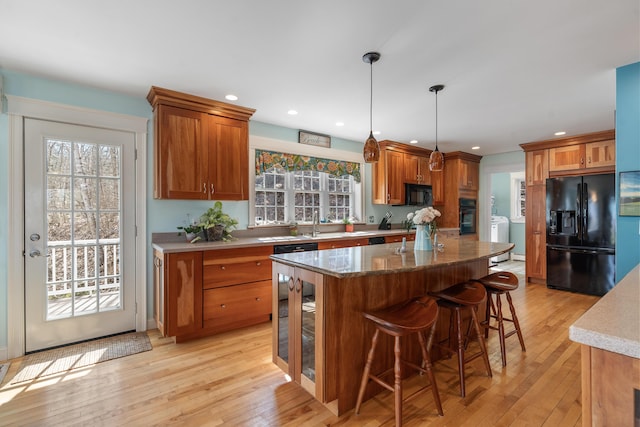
xmin=312 ymin=210 xmax=319 ymax=237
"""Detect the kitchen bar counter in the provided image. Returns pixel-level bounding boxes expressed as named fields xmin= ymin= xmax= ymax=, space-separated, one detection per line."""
xmin=569 ymin=264 xmax=640 ymax=426
xmin=270 ymin=239 xmax=513 ymax=278
xmin=569 ymin=264 xmax=640 ymax=358
xmin=271 ymin=238 xmax=514 ymax=415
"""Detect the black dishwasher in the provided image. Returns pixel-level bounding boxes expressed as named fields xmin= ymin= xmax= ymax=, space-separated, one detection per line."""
xmin=368 ymin=236 xmax=386 ymax=245
xmin=273 ymin=242 xmax=319 ymax=254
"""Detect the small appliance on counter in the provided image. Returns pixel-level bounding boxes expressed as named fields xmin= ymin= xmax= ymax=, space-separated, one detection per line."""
xmin=378 ymin=211 xmax=393 ymax=230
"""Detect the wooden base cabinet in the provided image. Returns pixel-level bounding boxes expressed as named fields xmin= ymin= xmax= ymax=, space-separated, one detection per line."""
xmin=272 ymin=263 xmax=326 ymax=402
xmin=153 ymin=246 xmax=272 ymax=342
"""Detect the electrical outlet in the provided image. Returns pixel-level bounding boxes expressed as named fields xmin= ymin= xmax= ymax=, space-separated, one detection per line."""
xmin=368 ymin=215 xmax=375 ymax=224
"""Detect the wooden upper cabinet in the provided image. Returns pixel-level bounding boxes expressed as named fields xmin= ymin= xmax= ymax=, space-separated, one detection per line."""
xmin=373 ymin=145 xmax=405 ymax=205
xmin=148 ymin=86 xmax=255 ymax=200
xmin=208 ymin=116 xmax=249 ymax=200
xmin=549 ymin=145 xmax=585 ymax=171
xmin=155 ymin=105 xmax=209 ymax=199
xmin=526 ymin=150 xmax=549 ymax=186
xmin=404 ymin=154 xmax=431 ymax=185
xmin=585 ymin=140 xmax=615 ymax=169
xmin=458 ymin=159 xmax=479 ymax=190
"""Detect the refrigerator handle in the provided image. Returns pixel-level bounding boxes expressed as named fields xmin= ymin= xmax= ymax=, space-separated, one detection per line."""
xmin=576 ymin=183 xmax=581 ymax=237
xmin=582 ymin=183 xmax=588 ymax=237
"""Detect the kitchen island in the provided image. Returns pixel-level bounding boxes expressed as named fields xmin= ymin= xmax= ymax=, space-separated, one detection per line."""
xmin=270 ymin=238 xmax=514 ymax=415
xmin=569 ymin=264 xmax=640 ymax=426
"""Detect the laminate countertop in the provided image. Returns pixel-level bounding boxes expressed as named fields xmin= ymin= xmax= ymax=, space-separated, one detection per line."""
xmin=152 ymin=228 xmax=460 ymax=254
xmin=270 ymin=239 xmax=514 ymax=278
xmin=569 ymin=264 xmax=640 ymax=359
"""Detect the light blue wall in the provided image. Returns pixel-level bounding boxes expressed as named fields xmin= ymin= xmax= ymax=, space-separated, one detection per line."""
xmin=615 ymin=62 xmax=640 ymax=280
xmin=489 ymin=172 xmax=526 ymax=255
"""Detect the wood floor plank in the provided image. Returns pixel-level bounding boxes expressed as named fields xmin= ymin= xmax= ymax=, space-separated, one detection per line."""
xmin=0 ymin=269 xmax=600 ymax=426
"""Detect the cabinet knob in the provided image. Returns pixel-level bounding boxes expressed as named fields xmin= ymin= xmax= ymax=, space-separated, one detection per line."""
xmin=255 ymin=297 xmax=261 ymax=301
xmin=220 ymin=304 xmax=226 ymax=309
xmin=256 ymin=261 xmax=261 ymax=266
xmin=220 ymin=266 xmax=226 ymax=270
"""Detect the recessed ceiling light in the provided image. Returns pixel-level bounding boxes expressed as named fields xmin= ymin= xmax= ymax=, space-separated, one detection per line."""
xmin=287 ymin=110 xmax=298 ymax=115
xmin=225 ymin=94 xmax=238 ymax=101
xmin=336 ymin=122 xmax=344 ymax=127
xmin=410 ymin=140 xmax=418 ymax=144
xmin=372 ymin=130 xmax=381 ymax=136
xmin=471 ymin=146 xmax=480 ymax=150
xmin=554 ymin=131 xmax=566 ymax=136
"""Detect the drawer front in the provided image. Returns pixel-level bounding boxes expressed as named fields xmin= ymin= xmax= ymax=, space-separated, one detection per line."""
xmin=203 ymin=259 xmax=271 ymax=289
xmin=318 ymin=238 xmax=369 ymax=249
xmin=203 ymin=280 xmax=272 ymax=327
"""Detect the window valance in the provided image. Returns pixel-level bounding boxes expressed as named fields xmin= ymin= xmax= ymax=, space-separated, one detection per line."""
xmin=255 ymin=149 xmax=361 ymax=183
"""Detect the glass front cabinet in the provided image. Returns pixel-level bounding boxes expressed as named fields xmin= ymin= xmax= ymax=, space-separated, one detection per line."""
xmin=272 ymin=262 xmax=325 ymax=399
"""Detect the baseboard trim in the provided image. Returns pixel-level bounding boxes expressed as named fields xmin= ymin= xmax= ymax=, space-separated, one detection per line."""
xmin=147 ymin=318 xmax=157 ymax=330
xmin=511 ymin=254 xmax=525 ymax=261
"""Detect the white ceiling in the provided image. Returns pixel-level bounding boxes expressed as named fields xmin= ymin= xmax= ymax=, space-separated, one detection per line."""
xmin=1 ymin=0 xmax=638 ymax=156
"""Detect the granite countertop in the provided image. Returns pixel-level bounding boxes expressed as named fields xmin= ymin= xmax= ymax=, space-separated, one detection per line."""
xmin=270 ymin=239 xmax=514 ymax=278
xmin=569 ymin=264 xmax=640 ymax=359
xmin=152 ymin=228 xmax=460 ymax=254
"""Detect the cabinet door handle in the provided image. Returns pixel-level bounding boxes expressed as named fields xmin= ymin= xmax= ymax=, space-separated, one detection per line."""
xmin=220 ymin=304 xmax=226 ymax=309
xmin=295 ymin=278 xmax=301 ymax=293
xmin=387 ymin=194 xmax=390 ymax=201
xmin=211 ymin=183 xmax=215 ymax=194
xmin=203 ymin=182 xmax=207 ymax=194
xmin=288 ymin=277 xmax=295 ymax=291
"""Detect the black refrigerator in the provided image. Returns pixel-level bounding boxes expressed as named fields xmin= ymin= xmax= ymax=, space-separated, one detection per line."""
xmin=546 ymin=173 xmax=616 ymax=296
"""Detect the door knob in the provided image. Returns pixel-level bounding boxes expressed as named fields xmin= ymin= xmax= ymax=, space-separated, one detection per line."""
xmin=29 ymin=249 xmax=42 ymax=258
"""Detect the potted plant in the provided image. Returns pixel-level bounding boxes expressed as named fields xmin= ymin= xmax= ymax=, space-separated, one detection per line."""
xmin=343 ymin=217 xmax=354 ymax=233
xmin=177 ymin=223 xmax=203 ymax=243
xmin=199 ymin=201 xmax=238 ymax=241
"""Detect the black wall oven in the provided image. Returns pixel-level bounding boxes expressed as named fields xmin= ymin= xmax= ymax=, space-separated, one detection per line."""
xmin=459 ymin=198 xmax=477 ymax=235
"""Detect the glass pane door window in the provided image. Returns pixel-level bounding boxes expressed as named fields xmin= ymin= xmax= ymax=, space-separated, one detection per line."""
xmin=45 ymin=138 xmax=123 ymax=319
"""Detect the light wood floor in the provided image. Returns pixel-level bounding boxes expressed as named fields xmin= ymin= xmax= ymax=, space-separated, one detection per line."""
xmin=0 ymin=273 xmax=599 ymax=426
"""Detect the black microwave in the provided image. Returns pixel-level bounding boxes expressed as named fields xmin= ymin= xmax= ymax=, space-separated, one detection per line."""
xmin=404 ymin=183 xmax=433 ymax=206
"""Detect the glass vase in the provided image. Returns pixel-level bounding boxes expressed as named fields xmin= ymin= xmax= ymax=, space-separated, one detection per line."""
xmin=414 ymin=224 xmax=433 ymax=251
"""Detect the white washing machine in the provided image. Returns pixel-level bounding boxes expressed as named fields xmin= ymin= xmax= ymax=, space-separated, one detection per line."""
xmin=490 ymin=216 xmax=510 ymax=263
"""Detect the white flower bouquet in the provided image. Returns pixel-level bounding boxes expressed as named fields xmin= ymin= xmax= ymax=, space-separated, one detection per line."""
xmin=406 ymin=206 xmax=441 ymax=233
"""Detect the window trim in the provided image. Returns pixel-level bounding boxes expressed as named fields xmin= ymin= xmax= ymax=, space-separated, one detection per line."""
xmin=510 ymin=171 xmax=526 ymax=223
xmin=249 ymin=135 xmax=366 ymax=227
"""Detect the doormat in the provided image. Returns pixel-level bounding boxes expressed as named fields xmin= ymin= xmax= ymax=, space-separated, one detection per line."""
xmin=10 ymin=332 xmax=152 ymax=384
xmin=0 ymin=362 xmax=9 ymax=385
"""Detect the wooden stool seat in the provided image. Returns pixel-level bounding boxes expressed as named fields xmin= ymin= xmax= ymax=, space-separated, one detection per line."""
xmin=429 ymin=281 xmax=492 ymax=397
xmin=355 ymin=295 xmax=443 ymax=426
xmin=477 ymin=271 xmax=526 ymax=367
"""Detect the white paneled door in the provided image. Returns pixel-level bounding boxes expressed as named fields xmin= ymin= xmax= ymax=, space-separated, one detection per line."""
xmin=24 ymin=119 xmax=136 ymax=352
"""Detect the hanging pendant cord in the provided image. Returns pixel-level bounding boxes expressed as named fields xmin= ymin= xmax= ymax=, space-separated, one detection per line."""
xmin=434 ymin=89 xmax=439 ymax=151
xmin=369 ymin=62 xmax=373 ymax=132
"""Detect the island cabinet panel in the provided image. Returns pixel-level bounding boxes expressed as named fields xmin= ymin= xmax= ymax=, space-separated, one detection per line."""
xmin=581 ymin=345 xmax=640 ymax=426
xmin=147 ymin=86 xmax=255 ymax=200
xmin=272 ymin=264 xmax=325 ymax=402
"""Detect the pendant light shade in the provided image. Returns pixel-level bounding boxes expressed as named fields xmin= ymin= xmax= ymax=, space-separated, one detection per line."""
xmin=362 ymin=52 xmax=381 ymax=163
xmin=428 ymin=84 xmax=445 ymax=172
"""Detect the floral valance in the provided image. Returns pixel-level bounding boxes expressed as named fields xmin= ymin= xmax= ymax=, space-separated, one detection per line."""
xmin=255 ymin=149 xmax=361 ymax=183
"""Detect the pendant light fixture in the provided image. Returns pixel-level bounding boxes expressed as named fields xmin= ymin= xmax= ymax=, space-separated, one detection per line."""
xmin=362 ymin=51 xmax=381 ymax=163
xmin=428 ymin=84 xmax=445 ymax=172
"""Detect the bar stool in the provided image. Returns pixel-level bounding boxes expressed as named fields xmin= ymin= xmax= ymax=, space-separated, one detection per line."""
xmin=477 ymin=271 xmax=526 ymax=367
xmin=428 ymin=281 xmax=492 ymax=397
xmin=355 ymin=295 xmax=443 ymax=426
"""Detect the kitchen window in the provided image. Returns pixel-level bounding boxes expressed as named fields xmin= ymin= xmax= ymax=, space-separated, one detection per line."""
xmin=510 ymin=172 xmax=526 ymax=223
xmin=253 ymin=149 xmax=362 ymax=226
